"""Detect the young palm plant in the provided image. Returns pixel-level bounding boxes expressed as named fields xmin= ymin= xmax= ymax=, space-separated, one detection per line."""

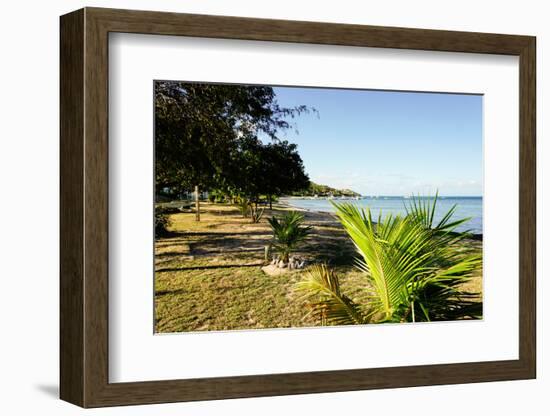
xmin=268 ymin=211 xmax=312 ymax=263
xmin=295 ymin=195 xmax=482 ymax=324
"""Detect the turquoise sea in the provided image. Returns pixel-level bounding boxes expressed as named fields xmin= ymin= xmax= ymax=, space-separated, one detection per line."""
xmin=281 ymin=196 xmax=483 ymax=234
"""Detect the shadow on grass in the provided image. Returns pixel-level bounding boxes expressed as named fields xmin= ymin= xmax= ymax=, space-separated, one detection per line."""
xmin=156 ymin=263 xmax=263 ymax=273
xmin=154 ymin=251 xmax=192 ymax=258
xmin=156 ymin=284 xmax=250 ymax=297
xmin=158 ymin=230 xmax=271 ymax=239
xmin=209 ymin=209 xmax=242 ymax=216
xmin=156 ymin=288 xmax=188 ymax=297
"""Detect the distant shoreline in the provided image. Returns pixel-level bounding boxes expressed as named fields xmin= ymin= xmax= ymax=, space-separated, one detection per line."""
xmin=278 ymin=197 xmax=483 ymax=240
xmin=283 ymin=195 xmax=483 ymax=199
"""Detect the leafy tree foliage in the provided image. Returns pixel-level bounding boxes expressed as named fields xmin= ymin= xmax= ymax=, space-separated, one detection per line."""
xmin=154 ymin=81 xmax=308 ymax=197
xmin=261 ymin=140 xmax=310 ymax=209
xmin=228 ymin=137 xmax=310 ymax=212
xmin=293 ymin=181 xmax=360 ymax=197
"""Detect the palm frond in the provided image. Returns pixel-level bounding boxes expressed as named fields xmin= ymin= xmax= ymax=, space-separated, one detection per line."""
xmin=295 ymin=264 xmax=369 ymax=325
xmin=329 ymin=195 xmax=482 ymax=323
xmin=268 ymin=211 xmax=311 ymax=261
xmin=405 ymin=191 xmax=473 ymax=235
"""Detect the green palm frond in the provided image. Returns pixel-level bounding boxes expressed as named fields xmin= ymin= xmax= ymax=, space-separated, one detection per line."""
xmin=405 ymin=192 xmax=473 ymax=235
xmin=268 ymin=211 xmax=312 ymax=262
xmin=327 ymin=195 xmax=481 ymax=323
xmin=334 ymin=202 xmax=433 ymax=321
xmin=295 ymin=264 xmax=369 ymax=325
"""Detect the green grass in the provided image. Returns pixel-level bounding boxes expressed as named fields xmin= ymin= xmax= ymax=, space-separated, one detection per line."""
xmin=154 ymin=202 xmax=482 ymax=333
xmin=155 ymin=263 xmax=369 ymax=332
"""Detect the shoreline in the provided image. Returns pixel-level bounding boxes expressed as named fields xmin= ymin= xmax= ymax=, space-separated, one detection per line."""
xmin=278 ymin=197 xmax=483 ymax=240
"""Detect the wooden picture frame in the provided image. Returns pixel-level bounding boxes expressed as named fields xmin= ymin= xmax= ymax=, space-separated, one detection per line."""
xmin=60 ymin=7 xmax=536 ymax=408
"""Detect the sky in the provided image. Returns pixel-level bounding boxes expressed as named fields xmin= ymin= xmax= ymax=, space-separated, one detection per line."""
xmin=268 ymin=86 xmax=483 ymax=197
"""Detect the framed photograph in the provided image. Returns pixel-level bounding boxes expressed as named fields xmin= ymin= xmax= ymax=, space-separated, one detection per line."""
xmin=60 ymin=7 xmax=536 ymax=408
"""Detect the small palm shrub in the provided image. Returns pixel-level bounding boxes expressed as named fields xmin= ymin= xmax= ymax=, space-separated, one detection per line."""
xmin=295 ymin=195 xmax=482 ymax=324
xmin=268 ymin=211 xmax=312 ymax=263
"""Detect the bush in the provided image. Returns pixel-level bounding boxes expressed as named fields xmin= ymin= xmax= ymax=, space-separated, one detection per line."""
xmin=155 ymin=209 xmax=171 ymax=237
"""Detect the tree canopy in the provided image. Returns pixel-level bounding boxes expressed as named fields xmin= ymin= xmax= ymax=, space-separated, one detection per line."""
xmin=228 ymin=137 xmax=310 ymax=207
xmin=292 ymin=181 xmax=361 ymax=197
xmin=154 ymin=81 xmax=310 ymax=198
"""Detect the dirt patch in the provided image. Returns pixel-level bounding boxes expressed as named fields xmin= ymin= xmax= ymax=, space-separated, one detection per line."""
xmin=261 ymin=264 xmax=291 ymax=276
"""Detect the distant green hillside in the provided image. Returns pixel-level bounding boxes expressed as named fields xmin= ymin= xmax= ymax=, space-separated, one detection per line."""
xmin=292 ymin=181 xmax=361 ymax=197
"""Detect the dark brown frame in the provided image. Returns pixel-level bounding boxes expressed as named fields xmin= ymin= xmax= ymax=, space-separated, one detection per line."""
xmin=60 ymin=7 xmax=536 ymax=408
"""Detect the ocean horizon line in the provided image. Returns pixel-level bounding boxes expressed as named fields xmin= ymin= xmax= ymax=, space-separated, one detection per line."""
xmin=284 ymin=195 xmax=483 ymax=198
xmin=280 ymin=195 xmax=483 ymax=234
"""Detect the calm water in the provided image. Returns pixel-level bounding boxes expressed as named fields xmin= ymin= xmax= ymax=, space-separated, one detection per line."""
xmin=281 ymin=196 xmax=483 ymax=234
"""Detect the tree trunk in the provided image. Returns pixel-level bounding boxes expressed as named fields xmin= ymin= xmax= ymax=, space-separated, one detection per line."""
xmin=195 ymin=185 xmax=200 ymax=221
xmin=269 ymin=195 xmax=272 ymax=210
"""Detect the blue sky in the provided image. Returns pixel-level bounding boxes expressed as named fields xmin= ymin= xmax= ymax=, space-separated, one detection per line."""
xmin=269 ymin=86 xmax=483 ymax=196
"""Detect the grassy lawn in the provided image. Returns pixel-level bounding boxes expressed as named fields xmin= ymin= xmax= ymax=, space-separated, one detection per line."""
xmin=154 ymin=202 xmax=482 ymax=333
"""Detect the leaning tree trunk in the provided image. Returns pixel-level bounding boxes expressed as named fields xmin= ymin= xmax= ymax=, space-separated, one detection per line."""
xmin=269 ymin=195 xmax=273 ymax=210
xmin=195 ymin=185 xmax=200 ymax=221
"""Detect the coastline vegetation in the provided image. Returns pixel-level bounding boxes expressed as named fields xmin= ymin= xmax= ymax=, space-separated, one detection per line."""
xmin=154 ymin=81 xmax=482 ymax=333
xmin=155 ymin=81 xmax=310 ymax=220
xmin=291 ymin=181 xmax=361 ymax=198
